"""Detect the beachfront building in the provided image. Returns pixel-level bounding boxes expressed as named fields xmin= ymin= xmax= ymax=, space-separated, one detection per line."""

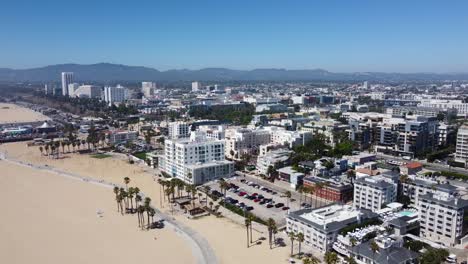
xmin=168 ymin=121 xmax=190 ymax=139
xmin=286 ymin=204 xmax=377 ymax=253
xmin=401 ymin=176 xmax=458 ymax=206
xmin=455 ymin=126 xmax=468 ymax=166
xmin=106 ymin=130 xmax=138 ymax=145
xmin=353 ymin=176 xmax=397 ymax=212
xmin=418 ymin=192 xmax=468 ymax=247
xmin=160 ymin=131 xmax=234 ymax=185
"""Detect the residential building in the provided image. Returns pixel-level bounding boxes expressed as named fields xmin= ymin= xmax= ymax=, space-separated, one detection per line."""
xmin=197 ymin=125 xmax=225 ymax=140
xmin=437 ymin=123 xmax=456 ymax=146
xmin=160 ymin=131 xmax=234 ymax=185
xmin=286 ymin=204 xmax=377 ymax=253
xmin=225 ymin=127 xmax=271 ymax=160
xmin=61 ymin=72 xmax=74 ymax=96
xmin=419 ymin=99 xmax=468 ymax=116
xmin=353 ymin=176 xmax=397 ymax=212
xmin=455 ymin=126 xmax=468 ymax=166
xmin=277 ymin=166 xmax=304 ymax=189
xmin=168 ymin=121 xmax=190 ymax=139
xmin=418 ymin=192 xmax=468 ymax=247
xmin=191 ymin=81 xmax=200 ymax=92
xmin=104 ymin=85 xmax=126 ymax=105
xmin=401 ymin=176 xmax=458 ymax=206
xmin=256 ymin=149 xmax=291 ymax=175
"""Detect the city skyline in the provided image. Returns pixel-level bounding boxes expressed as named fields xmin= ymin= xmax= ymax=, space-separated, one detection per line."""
xmin=2 ymin=1 xmax=468 ymax=72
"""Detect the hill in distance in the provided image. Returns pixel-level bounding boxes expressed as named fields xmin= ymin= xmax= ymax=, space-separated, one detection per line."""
xmin=0 ymin=63 xmax=467 ymax=82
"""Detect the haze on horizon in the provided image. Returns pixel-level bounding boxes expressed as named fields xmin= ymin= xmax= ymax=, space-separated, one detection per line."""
xmin=2 ymin=0 xmax=468 ymax=73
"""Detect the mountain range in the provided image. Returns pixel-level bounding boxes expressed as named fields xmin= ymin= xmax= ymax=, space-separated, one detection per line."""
xmin=0 ymin=63 xmax=467 ymax=82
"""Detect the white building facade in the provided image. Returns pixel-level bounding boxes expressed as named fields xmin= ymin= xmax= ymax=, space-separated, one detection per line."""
xmin=61 ymin=72 xmax=74 ymax=96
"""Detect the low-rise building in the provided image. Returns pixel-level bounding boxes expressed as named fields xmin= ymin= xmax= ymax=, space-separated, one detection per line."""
xmin=106 ymin=130 xmax=138 ymax=145
xmin=303 ymin=177 xmax=353 ymax=203
xmin=286 ymin=204 xmax=377 ymax=253
xmin=256 ymin=149 xmax=291 ymax=175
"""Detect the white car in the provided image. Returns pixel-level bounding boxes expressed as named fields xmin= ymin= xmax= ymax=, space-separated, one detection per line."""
xmin=446 ymin=254 xmax=457 ymax=263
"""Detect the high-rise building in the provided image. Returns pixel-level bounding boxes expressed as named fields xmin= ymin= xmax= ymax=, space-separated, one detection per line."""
xmin=192 ymin=81 xmax=200 ymax=92
xmin=104 ymin=85 xmax=126 ymax=105
xmin=455 ymin=126 xmax=468 ymax=166
xmin=141 ymin=82 xmax=156 ymax=98
xmin=160 ymin=131 xmax=234 ymax=185
xmin=61 ymin=72 xmax=74 ymax=96
xmin=67 ymin=83 xmax=80 ymax=97
xmin=44 ymin=83 xmax=55 ymax=95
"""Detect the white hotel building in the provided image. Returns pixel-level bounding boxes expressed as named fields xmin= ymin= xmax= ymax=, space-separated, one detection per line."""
xmin=160 ymin=131 xmax=234 ymax=185
xmin=353 ymin=175 xmax=397 ymax=212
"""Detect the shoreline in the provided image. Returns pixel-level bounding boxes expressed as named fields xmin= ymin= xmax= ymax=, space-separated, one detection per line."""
xmin=0 ymin=151 xmax=216 ymax=264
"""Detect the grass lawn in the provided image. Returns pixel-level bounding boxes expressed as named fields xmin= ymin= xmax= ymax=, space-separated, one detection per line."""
xmin=133 ymin=152 xmax=147 ymax=160
xmin=91 ymin=153 xmax=112 ymax=159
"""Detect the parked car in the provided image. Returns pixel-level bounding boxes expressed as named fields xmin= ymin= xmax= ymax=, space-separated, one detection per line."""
xmin=246 ymin=206 xmax=254 ymax=211
xmin=266 ymin=204 xmax=274 ymax=208
xmin=282 ymin=206 xmax=290 ymax=211
xmin=275 ymin=203 xmax=284 ymax=208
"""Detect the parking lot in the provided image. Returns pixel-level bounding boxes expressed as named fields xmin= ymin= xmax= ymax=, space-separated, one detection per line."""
xmin=206 ymin=176 xmax=307 ymax=226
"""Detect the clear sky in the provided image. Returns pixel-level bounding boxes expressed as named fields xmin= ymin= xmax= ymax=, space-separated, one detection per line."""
xmin=2 ymin=0 xmax=468 ymax=72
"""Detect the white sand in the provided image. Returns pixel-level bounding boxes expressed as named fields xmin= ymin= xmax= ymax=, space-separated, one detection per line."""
xmin=0 ymin=103 xmax=50 ymax=124
xmin=0 ymin=142 xmax=292 ymax=264
xmin=0 ymin=159 xmax=195 ymax=264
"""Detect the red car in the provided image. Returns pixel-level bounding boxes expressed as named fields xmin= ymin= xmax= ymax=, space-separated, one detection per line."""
xmin=238 ymin=192 xmax=247 ymax=196
xmin=253 ymin=199 xmax=261 ymax=203
xmin=252 ymin=193 xmax=258 ymax=196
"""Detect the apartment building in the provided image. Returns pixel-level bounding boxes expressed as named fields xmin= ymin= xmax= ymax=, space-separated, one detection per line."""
xmin=401 ymin=176 xmax=458 ymax=206
xmin=224 ymin=127 xmax=271 ymax=160
xmin=455 ymin=126 xmax=468 ymax=166
xmin=418 ymin=192 xmax=468 ymax=247
xmin=286 ymin=204 xmax=377 ymax=253
xmin=160 ymin=131 xmax=234 ymax=185
xmin=256 ymin=149 xmax=291 ymax=175
xmin=419 ymin=99 xmax=468 ymax=116
xmin=353 ymin=176 xmax=397 ymax=212
xmin=168 ymin=121 xmax=190 ymax=139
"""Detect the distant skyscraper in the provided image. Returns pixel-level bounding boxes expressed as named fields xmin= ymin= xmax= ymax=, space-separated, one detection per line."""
xmin=104 ymin=85 xmax=127 ymax=105
xmin=141 ymin=82 xmax=156 ymax=98
xmin=61 ymin=72 xmax=74 ymax=96
xmin=44 ymin=83 xmax=55 ymax=95
xmin=192 ymin=81 xmax=200 ymax=92
xmin=363 ymin=81 xmax=369 ymax=89
xmin=68 ymin=83 xmax=80 ymax=97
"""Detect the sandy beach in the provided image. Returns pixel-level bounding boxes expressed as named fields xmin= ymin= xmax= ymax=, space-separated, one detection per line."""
xmin=0 ymin=142 xmax=292 ymax=264
xmin=0 ymin=103 xmax=50 ymax=124
xmin=0 ymin=158 xmax=195 ymax=264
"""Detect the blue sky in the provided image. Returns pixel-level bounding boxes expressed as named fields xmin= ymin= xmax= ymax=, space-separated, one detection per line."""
xmin=1 ymin=0 xmax=468 ymax=72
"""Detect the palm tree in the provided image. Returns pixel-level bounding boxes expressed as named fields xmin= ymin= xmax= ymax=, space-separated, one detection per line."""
xmin=346 ymin=256 xmax=357 ymax=264
xmin=61 ymin=141 xmax=66 ymax=153
xmin=370 ymin=240 xmax=379 ymax=259
xmin=324 ymin=251 xmax=338 ymax=264
xmin=244 ymin=218 xmax=251 ymax=248
xmin=72 ymin=142 xmax=76 ymax=152
xmin=39 ymin=146 xmax=44 ymax=156
xmin=203 ymin=185 xmax=211 ymax=204
xmin=137 ymin=205 xmax=145 ymax=228
xmin=165 ymin=188 xmax=174 ymax=214
xmin=209 ymin=201 xmax=213 ymax=210
xmin=113 ymin=186 xmax=120 ymax=212
xmin=248 ymin=215 xmax=254 ymax=244
xmin=288 ymin=232 xmax=296 ymax=256
xmin=148 ymin=207 xmax=155 ymax=228
xmin=347 ymin=169 xmax=356 ymax=185
xmin=124 ymin=177 xmax=130 ymax=190
xmin=197 ymin=192 xmax=203 ymax=205
xmin=144 ymin=197 xmax=151 ymax=229
xmin=190 ymin=186 xmax=197 ymax=206
xmin=77 ymin=140 xmax=82 ymax=150
xmin=297 ymin=186 xmax=304 ymax=208
xmin=303 ymin=256 xmax=320 ymax=264
xmin=296 ymin=232 xmax=304 ymax=255
xmin=44 ymin=144 xmax=50 ymax=156
xmin=267 ymin=218 xmax=276 ymax=249
xmin=117 ymin=194 xmax=124 ymax=215
xmin=128 ymin=187 xmax=135 ymax=211
xmin=284 ymin=191 xmax=292 ymax=207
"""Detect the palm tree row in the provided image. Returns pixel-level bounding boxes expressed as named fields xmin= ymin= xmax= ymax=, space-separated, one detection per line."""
xmin=288 ymin=231 xmax=305 ymax=256
xmin=39 ymin=138 xmax=96 ymax=157
xmin=112 ymin=177 xmax=156 ymax=230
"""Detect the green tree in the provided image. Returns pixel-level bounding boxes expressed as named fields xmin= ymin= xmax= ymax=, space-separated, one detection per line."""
xmin=324 ymin=251 xmax=338 ymax=264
